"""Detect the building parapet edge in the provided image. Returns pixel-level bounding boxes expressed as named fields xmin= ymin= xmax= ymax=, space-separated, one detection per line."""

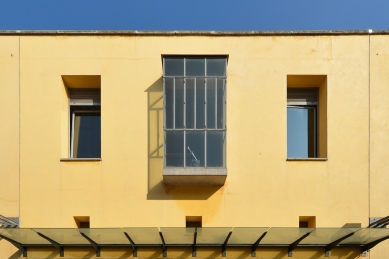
xmin=0 ymin=29 xmax=387 ymax=36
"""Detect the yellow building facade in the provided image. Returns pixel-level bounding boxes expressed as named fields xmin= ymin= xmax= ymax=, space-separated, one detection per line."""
xmin=0 ymin=31 xmax=389 ymax=258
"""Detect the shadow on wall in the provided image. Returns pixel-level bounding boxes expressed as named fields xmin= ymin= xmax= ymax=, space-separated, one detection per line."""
xmin=145 ymin=77 xmax=222 ymax=200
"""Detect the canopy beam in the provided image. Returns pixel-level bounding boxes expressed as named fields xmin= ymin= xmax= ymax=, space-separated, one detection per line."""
xmin=325 ymin=231 xmax=356 ymax=257
xmin=123 ymin=232 xmax=137 ymax=257
xmin=361 ymin=234 xmax=389 ymax=257
xmin=159 ymin=231 xmax=167 ymax=257
xmin=251 ymin=232 xmax=267 ymax=257
xmin=192 ymin=227 xmax=197 ymax=257
xmin=0 ymin=234 xmax=27 ymax=257
xmin=35 ymin=231 xmax=64 ymax=257
xmin=79 ymin=232 xmax=100 ymax=257
xmin=288 ymin=231 xmax=312 ymax=257
xmin=222 ymin=231 xmax=232 ymax=257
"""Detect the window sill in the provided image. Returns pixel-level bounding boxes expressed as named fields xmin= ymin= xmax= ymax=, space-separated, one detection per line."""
xmin=60 ymin=158 xmax=102 ymax=162
xmin=286 ymin=158 xmax=327 ymax=161
xmin=163 ymin=167 xmax=227 ymax=186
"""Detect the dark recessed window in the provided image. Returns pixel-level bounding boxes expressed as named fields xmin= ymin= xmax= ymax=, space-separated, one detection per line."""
xmin=69 ymin=90 xmax=101 ymax=158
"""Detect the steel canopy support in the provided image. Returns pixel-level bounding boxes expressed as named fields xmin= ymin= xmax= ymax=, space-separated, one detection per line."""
xmin=0 ymin=234 xmax=27 ymax=257
xmin=251 ymin=232 xmax=267 ymax=257
xmin=324 ymin=231 xmax=356 ymax=257
xmin=368 ymin=216 xmax=389 ymax=228
xmin=361 ymin=234 xmax=389 ymax=257
xmin=222 ymin=231 xmax=232 ymax=257
xmin=79 ymin=232 xmax=100 ymax=257
xmin=123 ymin=232 xmax=137 ymax=257
xmin=192 ymin=228 xmax=197 ymax=257
xmin=35 ymin=232 xmax=64 ymax=257
xmin=159 ymin=231 xmax=167 ymax=257
xmin=288 ymin=231 xmax=312 ymax=257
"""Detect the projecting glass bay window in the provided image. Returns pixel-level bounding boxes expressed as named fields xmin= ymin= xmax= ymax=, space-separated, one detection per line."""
xmin=163 ymin=57 xmax=226 ymax=168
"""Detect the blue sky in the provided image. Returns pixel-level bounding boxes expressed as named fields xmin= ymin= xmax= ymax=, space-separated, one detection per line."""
xmin=0 ymin=1 xmax=388 ymax=31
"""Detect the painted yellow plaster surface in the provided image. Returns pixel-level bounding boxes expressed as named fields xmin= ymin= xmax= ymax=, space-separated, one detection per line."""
xmin=0 ymin=34 xmax=388 ymax=258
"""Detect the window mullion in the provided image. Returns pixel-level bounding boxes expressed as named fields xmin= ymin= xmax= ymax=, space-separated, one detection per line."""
xmin=184 ymin=77 xmax=186 ymax=167
xmin=215 ymin=78 xmax=217 ymax=129
xmin=173 ymin=78 xmax=176 ymax=129
xmin=71 ymin=111 xmax=75 ymax=158
xmin=194 ymin=77 xmax=196 ymax=129
xmin=204 ymin=76 xmax=207 ymax=167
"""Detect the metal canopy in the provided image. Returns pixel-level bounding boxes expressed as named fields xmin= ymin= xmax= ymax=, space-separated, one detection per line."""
xmin=1 ymin=227 xmax=389 ymax=258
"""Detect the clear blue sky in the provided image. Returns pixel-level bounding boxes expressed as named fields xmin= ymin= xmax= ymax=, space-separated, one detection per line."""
xmin=0 ymin=1 xmax=388 ymax=31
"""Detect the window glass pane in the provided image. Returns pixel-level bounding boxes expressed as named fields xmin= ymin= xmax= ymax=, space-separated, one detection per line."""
xmin=186 ymin=58 xmax=205 ymax=76
xmin=206 ymin=78 xmax=215 ymax=129
xmin=186 ymin=132 xmax=205 ymax=167
xmin=308 ymin=108 xmax=315 ymax=157
xmin=206 ymin=131 xmax=225 ymax=167
xmin=166 ymin=131 xmax=184 ymax=167
xmin=217 ymin=79 xmax=225 ymax=129
xmin=196 ymin=78 xmax=205 ymax=129
xmin=206 ymin=58 xmax=226 ymax=76
xmin=175 ymin=78 xmax=184 ymax=129
xmin=186 ymin=78 xmax=195 ymax=129
xmin=165 ymin=78 xmax=174 ymax=129
xmin=164 ymin=58 xmax=184 ymax=76
xmin=287 ymin=107 xmax=316 ymax=158
xmin=73 ymin=113 xmax=101 ymax=158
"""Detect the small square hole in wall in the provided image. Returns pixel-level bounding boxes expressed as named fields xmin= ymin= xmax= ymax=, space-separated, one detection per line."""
xmin=74 ymin=216 xmax=90 ymax=228
xmin=186 ymin=216 xmax=202 ymax=227
xmin=299 ymin=216 xmax=316 ymax=228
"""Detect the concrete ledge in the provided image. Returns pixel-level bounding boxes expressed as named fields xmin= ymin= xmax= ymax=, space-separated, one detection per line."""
xmin=286 ymin=158 xmax=328 ymax=161
xmin=163 ymin=168 xmax=227 ymax=185
xmin=60 ymin=158 xmax=102 ymax=162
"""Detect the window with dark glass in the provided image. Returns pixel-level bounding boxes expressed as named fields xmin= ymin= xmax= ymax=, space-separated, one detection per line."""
xmin=287 ymin=88 xmax=317 ymax=158
xmin=163 ymin=57 xmax=227 ymax=168
xmin=69 ymin=89 xmax=101 ymax=158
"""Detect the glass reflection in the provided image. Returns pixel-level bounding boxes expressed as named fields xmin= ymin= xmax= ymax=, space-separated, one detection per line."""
xmin=186 ymin=132 xmax=205 ymax=167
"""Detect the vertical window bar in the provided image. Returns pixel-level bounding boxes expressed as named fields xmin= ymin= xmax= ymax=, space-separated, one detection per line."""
xmin=163 ymin=58 xmax=166 ymax=167
xmin=173 ymin=78 xmax=176 ymax=129
xmin=204 ymin=78 xmax=207 ymax=129
xmin=194 ymin=77 xmax=197 ymax=129
xmin=204 ymin=58 xmax=207 ymax=167
xmin=183 ymin=58 xmax=186 ymax=167
xmin=313 ymin=108 xmax=317 ymax=157
xmin=204 ymin=128 xmax=207 ymax=167
xmin=157 ymin=110 xmax=160 ymax=157
xmin=70 ymin=111 xmax=75 ymax=158
xmin=224 ymin=78 xmax=226 ymax=128
xmin=215 ymin=78 xmax=217 ymax=129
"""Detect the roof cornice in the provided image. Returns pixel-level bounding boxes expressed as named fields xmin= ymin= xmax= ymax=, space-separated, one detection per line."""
xmin=0 ymin=30 xmax=388 ymax=36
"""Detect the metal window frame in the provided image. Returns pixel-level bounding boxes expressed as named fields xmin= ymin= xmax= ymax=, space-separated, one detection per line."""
xmin=287 ymin=105 xmax=317 ymax=158
xmin=163 ymin=57 xmax=227 ymax=168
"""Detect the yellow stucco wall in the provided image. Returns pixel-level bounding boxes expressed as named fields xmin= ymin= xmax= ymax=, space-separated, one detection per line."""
xmin=1 ymin=34 xmax=389 ymax=258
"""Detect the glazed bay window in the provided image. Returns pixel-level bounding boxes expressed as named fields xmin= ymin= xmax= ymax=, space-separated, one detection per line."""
xmin=69 ymin=89 xmax=101 ymax=158
xmin=163 ymin=57 xmax=227 ymax=185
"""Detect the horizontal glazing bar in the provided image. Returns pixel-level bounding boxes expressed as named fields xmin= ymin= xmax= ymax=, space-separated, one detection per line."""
xmin=163 ymin=76 xmax=227 ymax=79
xmin=165 ymin=129 xmax=226 ymax=131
